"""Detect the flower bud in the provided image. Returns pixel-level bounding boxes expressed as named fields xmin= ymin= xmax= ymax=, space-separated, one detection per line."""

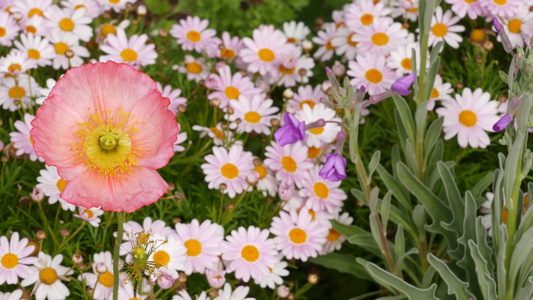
xmin=204 ymin=74 xmax=218 ymax=90
xmin=277 ymin=285 xmax=290 ymax=298
xmin=65 ymin=49 xmax=74 ymax=58
xmin=178 ymin=272 xmax=187 ymax=283
xmin=72 ymin=254 xmax=83 ymax=265
xmin=157 ymin=272 xmax=175 ymax=289
xmin=95 ymin=262 xmax=107 ymax=274
xmin=246 ymin=173 xmax=259 ymax=185
xmin=332 ymin=61 xmax=345 ymax=77
xmin=137 ymin=4 xmax=147 ymax=16
xmin=302 ymin=40 xmax=313 ymax=52
xmin=307 ymin=273 xmax=319 ymax=285
xmin=30 ymin=187 xmax=44 ymax=203
xmin=60 ymin=228 xmax=70 ymax=237
xmin=270 ymin=118 xmax=280 ymax=127
xmin=178 ymin=105 xmax=187 ymax=113
xmin=282 ymin=88 xmax=294 ymax=99
xmin=211 ymin=98 xmax=221 ymax=107
xmin=19 ymin=196 xmax=30 ymax=206
xmin=159 ymin=29 xmax=168 ymax=38
xmin=36 ymin=230 xmax=47 ymax=240
xmin=279 ymin=181 xmax=295 ymax=201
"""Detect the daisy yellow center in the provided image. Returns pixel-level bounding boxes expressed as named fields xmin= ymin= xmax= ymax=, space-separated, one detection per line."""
xmin=336 ymin=22 xmax=345 ymax=29
xmin=470 ymin=29 xmax=485 ymax=42
xmin=287 ymin=37 xmax=297 ymax=43
xmin=186 ymin=62 xmax=202 ymax=74
xmin=326 ymin=39 xmax=335 ymax=50
xmin=109 ymin=0 xmax=120 ymax=3
xmin=26 ymin=25 xmax=37 ymax=34
xmin=289 ymin=228 xmax=307 ymax=244
xmin=153 ymin=250 xmax=170 ymax=266
xmin=221 ymin=163 xmax=239 ymax=179
xmin=30 ymin=136 xmax=34 ymax=144
xmin=313 ymin=182 xmax=329 ymax=198
xmin=347 ymin=33 xmax=357 ymax=47
xmin=371 ymin=33 xmax=389 ymax=46
xmin=74 ymin=4 xmax=87 ymax=11
xmin=431 ymin=88 xmax=439 ymax=98
xmin=299 ymin=100 xmax=315 ymax=109
xmin=28 ymin=8 xmax=43 ymax=17
xmin=73 ymin=109 xmax=141 ymax=179
xmin=361 ymin=14 xmax=374 ymax=25
xmin=98 ymin=271 xmax=114 ymax=287
xmin=210 ymin=127 xmax=224 ymax=139
xmin=224 ymin=86 xmax=240 ymax=99
xmin=326 ymin=228 xmax=341 ymax=241
xmin=464 ymin=0 xmax=476 ymax=2
xmin=508 ymin=19 xmax=522 ymax=34
xmin=407 ymin=7 xmax=418 ymax=13
xmin=309 ymin=127 xmax=324 ymax=135
xmin=56 ymin=179 xmax=67 ymax=192
xmin=39 ymin=267 xmax=58 ymax=285
xmin=241 ymin=245 xmax=260 ymax=262
xmin=59 ymin=18 xmax=75 ymax=31
xmin=120 ymin=49 xmax=138 ymax=62
xmin=221 ymin=48 xmax=235 ymax=59
xmin=0 ymin=26 xmax=6 ymax=37
xmin=187 ymin=30 xmax=201 ymax=42
xmin=459 ymin=110 xmax=477 ymax=127
xmin=432 ymin=23 xmax=448 ymax=37
xmin=308 ymin=146 xmax=321 ymax=159
xmin=101 ymin=24 xmax=116 ymax=36
xmin=184 ymin=239 xmax=202 ymax=256
xmin=255 ymin=165 xmax=267 ymax=179
xmin=8 ymin=86 xmax=25 ymax=99
xmin=281 ymin=156 xmax=297 ymax=173
xmin=244 ymin=111 xmax=261 ymax=123
xmin=258 ymin=48 xmax=275 ymax=62
xmin=1 ymin=253 xmax=18 ymax=269
xmin=279 ymin=64 xmax=296 ymax=74
xmin=308 ymin=209 xmax=316 ymax=220
xmin=365 ymin=69 xmax=383 ymax=84
xmin=82 ymin=209 xmax=94 ymax=218
xmin=55 ymin=42 xmax=69 ymax=55
xmin=7 ymin=64 xmax=22 ymax=73
xmin=28 ymin=49 xmax=40 ymax=60
xmin=401 ymin=58 xmax=412 ymax=70
xmin=493 ymin=0 xmax=506 ymax=5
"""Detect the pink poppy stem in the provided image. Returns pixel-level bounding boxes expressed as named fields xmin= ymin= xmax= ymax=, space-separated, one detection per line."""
xmin=113 ymin=212 xmax=124 ymax=300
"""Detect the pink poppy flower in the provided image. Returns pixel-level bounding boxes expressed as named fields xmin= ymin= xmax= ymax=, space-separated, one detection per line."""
xmin=30 ymin=61 xmax=180 ymax=212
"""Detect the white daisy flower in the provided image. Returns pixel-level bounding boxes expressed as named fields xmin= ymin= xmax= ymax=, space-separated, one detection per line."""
xmin=353 ymin=19 xmax=408 ymax=55
xmin=288 ymin=84 xmax=326 ymax=111
xmin=35 ymin=78 xmax=57 ymax=105
xmin=61 ymin=0 xmax=102 ymax=18
xmin=47 ymin=29 xmax=89 ymax=70
xmin=73 ymin=207 xmax=104 ymax=227
xmin=229 ymin=94 xmax=279 ymax=135
xmin=79 ymin=251 xmax=115 ymax=300
xmin=22 ymin=16 xmax=49 ymax=36
xmin=312 ymin=23 xmax=337 ymax=62
xmin=255 ymin=256 xmax=289 ymax=289
xmin=178 ymin=55 xmax=209 ymax=83
xmin=0 ymin=75 xmax=36 ymax=111
xmin=480 ymin=0 xmax=521 ymax=19
xmin=156 ymin=82 xmax=187 ymax=114
xmin=391 ymin=0 xmax=420 ymax=22
xmin=499 ymin=9 xmax=533 ymax=48
xmin=330 ymin=27 xmax=359 ymax=61
xmin=172 ymin=290 xmax=209 ymax=300
xmin=97 ymin=0 xmax=135 ymax=13
xmin=9 ymin=113 xmax=43 ymax=162
xmin=174 ymin=129 xmax=188 ymax=153
xmin=0 ymin=290 xmax=23 ymax=300
xmin=14 ymin=33 xmax=55 ymax=67
xmin=170 ymin=15 xmax=217 ymax=53
xmin=192 ymin=123 xmax=232 ymax=146
xmin=264 ymin=141 xmax=313 ymax=188
xmin=45 ymin=5 xmax=93 ymax=42
xmin=299 ymin=166 xmax=347 ymax=214
xmin=0 ymin=50 xmax=36 ymax=76
xmin=0 ymin=11 xmax=19 ymax=46
xmin=426 ymin=74 xmax=453 ymax=111
xmin=21 ymin=252 xmax=73 ymax=300
xmin=445 ymin=0 xmax=484 ymax=20
xmin=100 ymin=28 xmax=157 ymax=68
xmin=213 ymin=283 xmax=255 ymax=300
xmin=387 ymin=42 xmax=424 ymax=76
xmin=147 ymin=235 xmax=186 ymax=280
xmin=295 ymin=103 xmax=341 ymax=148
xmin=436 ymin=87 xmax=500 ymax=148
xmin=429 ymin=6 xmax=465 ymax=49
xmin=12 ymin=0 xmax=52 ymax=20
xmin=0 ymin=232 xmax=38 ymax=285
xmin=283 ymin=21 xmax=310 ymax=44
xmin=36 ymin=165 xmax=76 ymax=211
xmin=320 ymin=212 xmax=353 ymax=254
xmin=347 ymin=52 xmax=397 ymax=96
xmin=345 ymin=0 xmax=392 ymax=29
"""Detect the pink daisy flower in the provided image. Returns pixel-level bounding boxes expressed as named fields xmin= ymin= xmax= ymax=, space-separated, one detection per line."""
xmin=254 ymin=162 xmax=278 ymax=197
xmin=436 ymin=88 xmax=500 ymax=148
xmin=331 ymin=27 xmax=359 ymax=61
xmin=345 ymin=0 xmax=392 ymax=29
xmin=208 ymin=65 xmax=262 ymax=109
xmin=47 ymin=29 xmax=90 ymax=70
xmin=205 ymin=31 xmax=245 ymax=63
xmin=270 ymin=210 xmax=328 ymax=261
xmin=0 ymin=75 xmax=36 ymax=111
xmin=10 ymin=113 xmax=43 ymax=162
xmin=177 ymin=55 xmax=210 ymax=83
xmin=264 ymin=141 xmax=312 ymax=188
xmin=44 ymin=5 xmax=93 ymax=42
xmin=175 ymin=219 xmax=224 ymax=275
xmin=353 ymin=19 xmax=408 ymax=55
xmin=276 ymin=46 xmax=315 ymax=87
xmin=79 ymin=251 xmax=115 ymax=300
xmin=499 ymin=10 xmax=533 ymax=48
xmin=73 ymin=206 xmax=104 ymax=227
xmin=12 ymin=0 xmax=52 ymax=20
xmin=201 ymin=145 xmax=254 ymax=198
xmin=0 ymin=232 xmax=38 ymax=285
xmin=97 ymin=0 xmax=134 ymax=13
xmin=256 ymin=256 xmax=289 ymax=289
xmin=21 ymin=252 xmax=73 ymax=300
xmin=444 ymin=0 xmax=484 ymax=19
xmin=299 ymin=166 xmax=347 ymax=214
xmin=0 ymin=50 xmax=36 ymax=76
xmin=480 ymin=0 xmax=521 ymax=18
xmin=100 ymin=28 xmax=157 ymax=68
xmin=220 ymin=226 xmax=278 ymax=282
xmin=241 ymin=25 xmax=293 ymax=76
xmin=61 ymin=0 xmax=102 ymax=19
xmin=429 ymin=6 xmax=465 ymax=49
xmin=295 ymin=103 xmax=341 ymax=148
xmin=22 ymin=16 xmax=49 ymax=36
xmin=320 ymin=212 xmax=353 ymax=254
xmin=288 ymin=84 xmax=326 ymax=111
xmin=0 ymin=11 xmax=19 ymax=46
xmin=170 ymin=15 xmax=217 ymax=53
xmin=156 ymin=82 xmax=187 ymax=114
xmin=283 ymin=21 xmax=311 ymax=45
xmin=14 ymin=33 xmax=55 ymax=67
xmin=228 ymin=94 xmax=279 ymax=135
xmin=36 ymin=165 xmax=76 ymax=211
xmin=312 ymin=23 xmax=337 ymax=62
xmin=347 ymin=52 xmax=397 ymax=96
xmin=31 ymin=61 xmax=180 ymax=212
xmin=213 ymin=283 xmax=254 ymax=300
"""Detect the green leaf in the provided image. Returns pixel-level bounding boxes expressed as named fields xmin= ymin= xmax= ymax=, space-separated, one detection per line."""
xmin=414 ymin=101 xmax=428 ymax=139
xmin=511 ymin=227 xmax=533 ymax=293
xmin=496 ymin=225 xmax=508 ymax=300
xmin=515 ymin=278 xmax=533 ymax=300
xmin=351 ymin=188 xmax=368 ymax=206
xmin=381 ymin=191 xmax=392 ymax=230
xmin=468 ymin=240 xmax=497 ymax=300
xmin=395 ymin=223 xmax=405 ymax=262
xmin=437 ymin=161 xmax=464 ymax=228
xmin=499 ymin=70 xmax=508 ymax=84
xmin=427 ymin=254 xmax=476 ymax=299
xmin=331 ymin=221 xmax=368 ymax=238
xmin=470 ymin=171 xmax=494 ymax=199
xmin=423 ymin=117 xmax=443 ymax=161
xmin=347 ymin=230 xmax=381 ymax=253
xmin=424 ymin=56 xmax=441 ymax=102
xmin=392 ymin=94 xmax=416 ymax=147
xmin=376 ymin=165 xmax=412 ymax=211
xmin=311 ymin=253 xmax=372 ymax=281
xmin=368 ymin=151 xmax=381 ymax=184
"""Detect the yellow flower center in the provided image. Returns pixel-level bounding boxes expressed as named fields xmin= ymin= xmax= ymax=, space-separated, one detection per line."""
xmin=98 ymin=271 xmax=114 ymax=287
xmin=8 ymin=86 xmax=25 ymax=99
xmin=82 ymin=209 xmax=94 ymax=219
xmin=371 ymin=32 xmax=389 ymax=46
xmin=0 ymin=26 xmax=6 ymax=37
xmin=299 ymin=100 xmax=315 ymax=109
xmin=74 ymin=4 xmax=87 ymax=11
xmin=401 ymin=58 xmax=412 ymax=70
xmin=287 ymin=37 xmax=297 ymax=43
xmin=187 ymin=30 xmax=201 ymax=42
xmin=224 ymin=86 xmax=240 ymax=99
xmin=326 ymin=228 xmax=341 ymax=241
xmin=431 ymin=88 xmax=439 ymax=98
xmin=432 ymin=23 xmax=448 ymax=37
xmin=365 ymin=69 xmax=383 ymax=84
xmin=221 ymin=163 xmax=239 ymax=179
xmin=308 ymin=209 xmax=316 ymax=220
xmin=244 ymin=111 xmax=261 ymax=123
xmin=120 ymin=49 xmax=138 ymax=62
xmin=307 ymin=146 xmax=320 ymax=159
xmin=459 ymin=110 xmax=477 ymax=127
xmin=221 ymin=48 xmax=235 ymax=59
xmin=153 ymin=250 xmax=170 ymax=266
xmin=281 ymin=156 xmax=297 ymax=173
xmin=361 ymin=14 xmax=374 ymax=26
xmin=241 ymin=245 xmax=260 ymax=262
xmin=184 ymin=239 xmax=202 ymax=256
xmin=101 ymin=24 xmax=116 ymax=36
xmin=258 ymin=48 xmax=275 ymax=62
xmin=347 ymin=33 xmax=357 ymax=47
xmin=55 ymin=42 xmax=69 ymax=55
xmin=470 ymin=29 xmax=485 ymax=42
xmin=279 ymin=64 xmax=296 ymax=74
xmin=508 ymin=19 xmax=522 ymax=34
xmin=109 ymin=0 xmax=120 ymax=4
xmin=255 ymin=165 xmax=267 ymax=179
xmin=39 ymin=267 xmax=58 ymax=285
xmin=309 ymin=127 xmax=324 ymax=135
xmin=210 ymin=127 xmax=224 ymax=139
xmin=26 ymin=25 xmax=37 ymax=34
xmin=28 ymin=8 xmax=43 ymax=17
xmin=186 ymin=62 xmax=202 ymax=74
xmin=289 ymin=228 xmax=307 ymax=244
xmin=493 ymin=0 xmax=506 ymax=5
xmin=73 ymin=109 xmax=142 ymax=179
xmin=28 ymin=49 xmax=40 ymax=60
xmin=464 ymin=0 xmax=476 ymax=2
xmin=313 ymin=182 xmax=329 ymax=198
xmin=326 ymin=39 xmax=335 ymax=50
xmin=56 ymin=179 xmax=67 ymax=192
xmin=1 ymin=253 xmax=18 ymax=269
xmin=59 ymin=18 xmax=75 ymax=31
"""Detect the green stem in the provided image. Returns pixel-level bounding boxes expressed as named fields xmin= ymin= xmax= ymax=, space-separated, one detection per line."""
xmin=113 ymin=212 xmax=124 ymax=300
xmin=55 ymin=221 xmax=86 ymax=254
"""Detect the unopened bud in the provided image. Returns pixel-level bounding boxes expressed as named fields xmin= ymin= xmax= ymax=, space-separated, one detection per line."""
xmin=246 ymin=173 xmax=259 ymax=185
xmin=78 ymin=263 xmax=87 ymax=271
xmin=315 ymin=17 xmax=324 ymax=26
xmin=253 ymin=158 xmax=262 ymax=166
xmin=226 ymin=107 xmax=234 ymax=115
xmin=162 ymin=59 xmax=169 ymax=65
xmin=178 ymin=105 xmax=187 ymax=113
xmin=60 ymin=228 xmax=70 ymax=237
xmin=27 ymin=240 xmax=39 ymax=256
xmin=308 ymin=273 xmax=319 ymax=285
xmin=475 ymin=54 xmax=483 ymax=63
xmin=298 ymin=69 xmax=307 ymax=77
xmin=208 ymin=290 xmax=219 ymax=299
xmin=159 ymin=29 xmax=168 ymax=38
xmin=483 ymin=40 xmax=494 ymax=51
xmin=36 ymin=230 xmax=47 ymax=240
xmin=65 ymin=49 xmax=74 ymax=58
xmin=224 ymin=203 xmax=234 ymax=210
xmin=498 ymin=94 xmax=508 ymax=103
xmin=211 ymin=98 xmax=221 ymax=107
xmin=302 ymin=40 xmax=313 ymax=52
xmin=321 ymin=81 xmax=332 ymax=93
xmin=178 ymin=272 xmax=187 ymax=283
xmin=19 ymin=196 xmax=30 ymax=206
xmin=270 ymin=118 xmax=280 ymax=127
xmin=126 ymin=2 xmax=134 ymax=10
xmin=30 ymin=187 xmax=44 ymax=203
xmin=332 ymin=61 xmax=345 ymax=77
xmin=456 ymin=82 xmax=464 ymax=90
xmin=86 ymin=288 xmax=94 ymax=296
xmin=13 ymin=12 xmax=22 ymax=21
xmin=72 ymin=254 xmax=83 ymax=265
xmin=288 ymin=293 xmax=295 ymax=300
xmin=204 ymin=74 xmax=218 ymax=90
xmin=277 ymin=285 xmax=290 ymax=298
xmin=282 ymin=88 xmax=294 ymax=99
xmin=172 ymin=217 xmax=181 ymax=224
xmin=219 ymin=183 xmax=227 ymax=191
xmin=137 ymin=4 xmax=147 ymax=16
xmin=102 ymin=12 xmax=111 ymax=19
xmin=95 ymin=262 xmax=107 ymax=274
